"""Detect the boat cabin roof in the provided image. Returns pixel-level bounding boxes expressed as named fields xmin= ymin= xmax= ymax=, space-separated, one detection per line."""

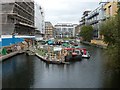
xmin=53 ymin=47 xmax=62 ymax=51
xmin=64 ymin=48 xmax=86 ymax=51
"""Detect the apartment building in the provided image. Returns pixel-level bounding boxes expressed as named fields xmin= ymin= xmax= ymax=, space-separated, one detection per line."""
xmin=75 ymin=25 xmax=81 ymax=37
xmin=45 ymin=22 xmax=54 ymax=38
xmin=86 ymin=3 xmax=106 ymax=39
xmin=80 ymin=0 xmax=118 ymax=39
xmin=79 ymin=10 xmax=91 ymax=26
xmin=103 ymin=0 xmax=118 ymax=18
xmin=34 ymin=2 xmax=45 ymax=37
xmin=0 ymin=0 xmax=35 ymax=35
xmin=54 ymin=23 xmax=75 ymax=38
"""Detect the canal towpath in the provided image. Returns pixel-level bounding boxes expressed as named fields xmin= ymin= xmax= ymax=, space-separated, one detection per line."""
xmin=80 ymin=40 xmax=107 ymax=49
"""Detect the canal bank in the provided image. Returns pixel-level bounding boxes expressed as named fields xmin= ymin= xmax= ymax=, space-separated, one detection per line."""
xmin=0 ymin=50 xmax=26 ymax=62
xmin=80 ymin=40 xmax=107 ymax=49
xmin=0 ymin=43 xmax=28 ymax=62
xmin=0 ymin=35 xmax=36 ymax=62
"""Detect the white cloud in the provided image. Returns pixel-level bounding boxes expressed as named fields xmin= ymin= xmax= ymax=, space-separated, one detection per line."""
xmin=35 ymin=0 xmax=104 ymax=25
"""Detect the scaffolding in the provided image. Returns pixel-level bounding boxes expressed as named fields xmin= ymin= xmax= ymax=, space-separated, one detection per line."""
xmin=0 ymin=0 xmax=35 ymax=35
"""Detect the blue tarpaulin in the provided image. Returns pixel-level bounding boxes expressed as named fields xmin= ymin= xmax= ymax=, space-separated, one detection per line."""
xmin=47 ymin=40 xmax=54 ymax=45
xmin=0 ymin=35 xmax=35 ymax=47
xmin=1 ymin=38 xmax=24 ymax=47
xmin=0 ymin=41 xmax=2 ymax=47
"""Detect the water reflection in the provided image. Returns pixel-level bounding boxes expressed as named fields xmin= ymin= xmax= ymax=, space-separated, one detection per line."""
xmin=103 ymin=71 xmax=120 ymax=88
xmin=2 ymin=54 xmax=34 ymax=88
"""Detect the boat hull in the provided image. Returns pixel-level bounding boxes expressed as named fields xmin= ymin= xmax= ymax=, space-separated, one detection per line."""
xmin=65 ymin=55 xmax=82 ymax=62
xmin=82 ymin=53 xmax=90 ymax=59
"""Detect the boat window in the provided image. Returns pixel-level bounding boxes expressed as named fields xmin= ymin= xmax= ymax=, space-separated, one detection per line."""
xmin=75 ymin=51 xmax=80 ymax=54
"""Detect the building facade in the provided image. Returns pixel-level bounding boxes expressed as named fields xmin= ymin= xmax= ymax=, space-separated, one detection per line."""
xmin=75 ymin=25 xmax=81 ymax=37
xmin=54 ymin=23 xmax=75 ymax=38
xmin=103 ymin=0 xmax=118 ymax=18
xmin=45 ymin=22 xmax=54 ymax=38
xmin=86 ymin=4 xmax=105 ymax=39
xmin=0 ymin=0 xmax=35 ymax=35
xmin=34 ymin=2 xmax=45 ymax=38
xmin=79 ymin=0 xmax=118 ymax=39
xmin=79 ymin=11 xmax=91 ymax=26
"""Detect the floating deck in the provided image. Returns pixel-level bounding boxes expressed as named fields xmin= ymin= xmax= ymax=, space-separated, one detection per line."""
xmin=35 ymin=53 xmax=69 ymax=65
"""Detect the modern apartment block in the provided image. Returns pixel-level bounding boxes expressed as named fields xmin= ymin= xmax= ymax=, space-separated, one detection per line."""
xmin=79 ymin=0 xmax=118 ymax=39
xmin=79 ymin=10 xmax=91 ymax=26
xmin=103 ymin=0 xmax=118 ymax=18
xmin=54 ymin=23 xmax=75 ymax=38
xmin=86 ymin=3 xmax=106 ymax=39
xmin=0 ymin=0 xmax=35 ymax=35
xmin=45 ymin=22 xmax=54 ymax=38
xmin=34 ymin=2 xmax=45 ymax=37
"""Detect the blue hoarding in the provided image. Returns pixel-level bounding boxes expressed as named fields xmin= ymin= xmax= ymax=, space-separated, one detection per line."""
xmin=1 ymin=38 xmax=24 ymax=47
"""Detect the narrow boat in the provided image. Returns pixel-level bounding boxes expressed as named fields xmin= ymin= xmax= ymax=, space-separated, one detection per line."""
xmin=81 ymin=48 xmax=90 ymax=59
xmin=72 ymin=48 xmax=90 ymax=59
xmin=72 ymin=49 xmax=82 ymax=60
xmin=82 ymin=51 xmax=90 ymax=59
xmin=64 ymin=48 xmax=82 ymax=62
xmin=64 ymin=48 xmax=90 ymax=61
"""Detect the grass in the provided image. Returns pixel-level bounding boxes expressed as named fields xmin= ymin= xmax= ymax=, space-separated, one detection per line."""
xmin=36 ymin=49 xmax=47 ymax=56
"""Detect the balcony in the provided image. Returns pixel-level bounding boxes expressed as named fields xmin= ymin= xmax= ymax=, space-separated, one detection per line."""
xmin=87 ymin=12 xmax=99 ymax=20
xmin=101 ymin=14 xmax=110 ymax=21
xmin=88 ymin=19 xmax=99 ymax=25
xmin=80 ymin=22 xmax=85 ymax=26
xmin=92 ymin=20 xmax=99 ymax=24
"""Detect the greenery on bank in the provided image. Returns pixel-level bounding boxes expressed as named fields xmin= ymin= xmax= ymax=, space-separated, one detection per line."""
xmin=80 ymin=25 xmax=93 ymax=42
xmin=36 ymin=49 xmax=47 ymax=56
xmin=100 ymin=2 xmax=120 ymax=72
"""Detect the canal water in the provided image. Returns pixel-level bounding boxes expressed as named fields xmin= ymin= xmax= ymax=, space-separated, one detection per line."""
xmin=1 ymin=43 xmax=120 ymax=88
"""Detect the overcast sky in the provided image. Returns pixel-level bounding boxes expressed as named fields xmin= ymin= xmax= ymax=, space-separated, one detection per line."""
xmin=35 ymin=0 xmax=107 ymax=25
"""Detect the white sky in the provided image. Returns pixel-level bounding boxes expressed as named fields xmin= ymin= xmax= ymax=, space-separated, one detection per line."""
xmin=35 ymin=0 xmax=108 ymax=25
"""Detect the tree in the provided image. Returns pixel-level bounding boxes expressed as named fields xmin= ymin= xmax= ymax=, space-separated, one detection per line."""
xmin=100 ymin=17 xmax=118 ymax=46
xmin=100 ymin=2 xmax=120 ymax=72
xmin=117 ymin=1 xmax=120 ymax=46
xmin=117 ymin=1 xmax=120 ymax=14
xmin=100 ymin=2 xmax=120 ymax=45
xmin=80 ymin=25 xmax=93 ymax=42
